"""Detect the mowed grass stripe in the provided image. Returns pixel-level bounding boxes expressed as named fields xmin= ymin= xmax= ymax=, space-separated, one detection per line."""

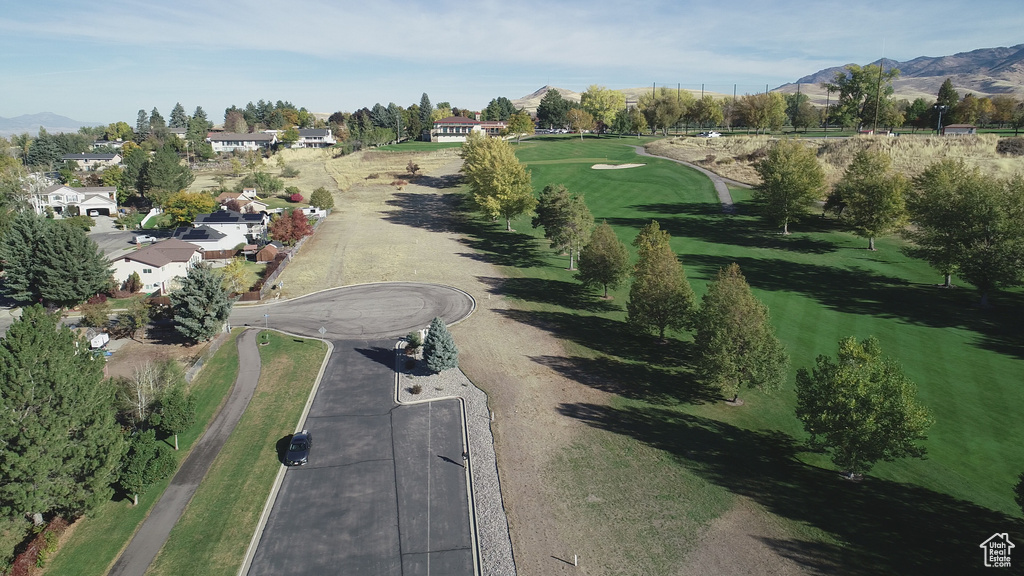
xmin=146 ymin=331 xmax=327 ymax=576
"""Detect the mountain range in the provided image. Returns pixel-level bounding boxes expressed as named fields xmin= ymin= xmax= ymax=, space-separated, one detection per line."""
xmin=0 ymin=112 xmax=99 ymax=137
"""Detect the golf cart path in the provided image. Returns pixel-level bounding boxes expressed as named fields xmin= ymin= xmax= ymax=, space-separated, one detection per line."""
xmin=630 ymin=144 xmax=749 ymax=213
xmin=107 ymin=328 xmax=263 ymax=576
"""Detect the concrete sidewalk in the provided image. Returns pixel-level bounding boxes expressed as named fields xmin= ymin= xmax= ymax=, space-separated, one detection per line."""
xmin=107 ymin=328 xmax=262 ymax=576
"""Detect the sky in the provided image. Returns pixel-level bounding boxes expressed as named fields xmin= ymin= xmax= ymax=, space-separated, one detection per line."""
xmin=1 ymin=0 xmax=1022 ymax=125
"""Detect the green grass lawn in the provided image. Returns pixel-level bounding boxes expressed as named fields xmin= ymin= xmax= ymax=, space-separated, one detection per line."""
xmin=378 ymin=141 xmax=464 ymax=151
xmin=211 ymin=259 xmax=267 ymax=292
xmin=453 ymin=137 xmax=1024 ymax=574
xmin=44 ymin=332 xmax=242 ymax=576
xmin=145 ymin=331 xmax=326 ymax=576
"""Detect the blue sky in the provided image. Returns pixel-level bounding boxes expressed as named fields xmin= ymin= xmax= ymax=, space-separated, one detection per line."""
xmin=1 ymin=0 xmax=1021 ymax=125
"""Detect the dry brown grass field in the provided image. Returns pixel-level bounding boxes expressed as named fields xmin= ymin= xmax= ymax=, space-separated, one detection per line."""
xmin=647 ymin=133 xmax=1024 ymax=187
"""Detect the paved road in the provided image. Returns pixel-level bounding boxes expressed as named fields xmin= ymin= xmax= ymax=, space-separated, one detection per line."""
xmin=230 ymin=282 xmax=475 ymax=340
xmin=108 ymin=329 xmax=262 ymax=576
xmin=247 ymin=343 xmax=473 ymax=576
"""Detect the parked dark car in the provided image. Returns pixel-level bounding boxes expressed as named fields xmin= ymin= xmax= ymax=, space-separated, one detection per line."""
xmin=285 ymin=430 xmax=312 ymax=466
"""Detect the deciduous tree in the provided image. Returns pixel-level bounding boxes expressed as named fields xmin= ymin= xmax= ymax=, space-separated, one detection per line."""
xmin=460 ymin=132 xmax=536 ymax=231
xmin=506 ymin=111 xmax=534 ymax=144
xmin=577 ymin=221 xmax=630 ymax=298
xmin=833 ymin=149 xmax=908 ymax=250
xmin=739 ymin=92 xmax=787 ymax=133
xmin=693 ymin=263 xmax=788 ymax=402
xmin=954 ymin=174 xmax=1024 ymax=306
xmin=566 ymin=109 xmax=595 ymax=140
xmin=822 ymin=64 xmax=900 ymax=130
xmin=627 ymin=221 xmax=696 ymax=340
xmin=753 ymin=139 xmax=826 ymax=234
xmin=795 ymin=336 xmax=932 ymax=477
xmin=170 ymin=263 xmax=232 ymax=344
xmin=0 ymin=305 xmax=125 ymax=519
xmin=581 ymin=85 xmax=626 ymax=131
xmin=164 ymin=191 xmax=217 ymax=226
xmin=309 ymin=186 xmax=334 ymax=210
xmin=531 ymin=184 xmax=593 ymax=269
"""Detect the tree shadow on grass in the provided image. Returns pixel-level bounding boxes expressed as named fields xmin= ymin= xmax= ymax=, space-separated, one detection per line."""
xmin=383 ymin=191 xmax=461 ymax=234
xmin=607 ymin=201 xmax=840 ymax=255
xmin=558 ymin=402 xmax=1024 ymax=575
xmin=496 ymin=308 xmax=686 ymax=368
xmin=455 ymin=219 xmax=548 ymax=269
xmin=685 ymin=254 xmax=1024 ymax=361
xmin=413 ymin=173 xmax=462 ymax=189
xmin=532 ymin=354 xmax=715 ymax=406
xmin=477 ymin=276 xmax=620 ymax=313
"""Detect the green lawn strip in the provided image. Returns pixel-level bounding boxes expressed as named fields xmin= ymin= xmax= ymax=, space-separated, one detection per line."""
xmin=455 ymin=137 xmax=1024 ymax=572
xmin=145 ymin=331 xmax=327 ymax=576
xmin=211 ymin=259 xmax=267 ymax=291
xmin=379 ymin=141 xmax=464 ymax=151
xmin=44 ymin=332 xmax=241 ymax=576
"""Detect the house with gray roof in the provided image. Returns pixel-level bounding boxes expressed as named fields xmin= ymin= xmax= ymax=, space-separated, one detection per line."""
xmin=170 ymin=225 xmax=241 ymax=251
xmin=61 ymin=152 xmax=122 ymax=171
xmin=194 ymin=209 xmax=268 ymax=244
xmin=293 ymin=128 xmax=336 ymax=148
xmin=30 ymin=184 xmax=117 ymax=216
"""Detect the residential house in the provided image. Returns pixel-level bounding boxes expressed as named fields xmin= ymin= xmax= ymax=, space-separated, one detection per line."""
xmin=170 ymin=225 xmax=239 ymax=251
xmin=90 ymin=140 xmax=126 ymax=151
xmin=194 ymin=209 xmax=269 ymax=244
xmin=431 ymin=116 xmax=485 ymax=142
xmin=479 ymin=120 xmax=508 ymax=137
xmin=943 ymin=124 xmax=977 ymax=136
xmin=61 ymin=152 xmax=122 ymax=171
xmin=111 ymin=238 xmax=203 ymax=294
xmin=168 ymin=127 xmax=187 ymax=139
xmin=30 ymin=184 xmax=117 ymax=216
xmin=294 ymin=128 xmax=336 ymax=148
xmin=215 ymin=190 xmax=268 ymax=214
xmin=206 ymin=132 xmax=277 ymax=153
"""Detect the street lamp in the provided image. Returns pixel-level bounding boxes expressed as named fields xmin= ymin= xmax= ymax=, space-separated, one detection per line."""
xmin=934 ymin=105 xmax=948 ymax=136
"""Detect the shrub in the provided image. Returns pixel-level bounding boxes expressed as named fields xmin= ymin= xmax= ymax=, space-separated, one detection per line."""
xmin=79 ymin=298 xmax=111 ymax=328
xmin=289 ymin=193 xmax=303 ymax=203
xmin=309 ymin=186 xmax=334 ymax=210
xmin=409 ymin=383 xmax=422 ymax=394
xmin=996 ymin=137 xmax=1024 ymax=157
xmin=366 ymin=173 xmax=380 ymax=179
xmin=390 ymin=179 xmax=409 ymax=187
xmin=423 ymin=317 xmax=458 ymax=373
xmin=281 ymin=165 xmax=300 ymax=178
xmin=124 ymin=271 xmax=143 ymax=293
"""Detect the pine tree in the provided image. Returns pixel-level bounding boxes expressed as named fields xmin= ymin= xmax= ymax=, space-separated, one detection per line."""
xmin=693 ymin=263 xmax=788 ymax=402
xmin=627 ymin=221 xmax=696 ymax=340
xmin=169 ymin=102 xmax=189 ymax=129
xmin=0 ymin=213 xmax=112 ymax=308
xmin=170 ymin=263 xmax=232 ymax=343
xmin=147 ymin=141 xmax=194 ymax=202
xmin=154 ymin=384 xmax=196 ymax=451
xmin=119 ymin=429 xmax=177 ymax=506
xmin=423 ymin=316 xmax=459 ymax=373
xmin=0 ymin=305 xmax=125 ymax=519
xmin=577 ymin=221 xmax=630 ymax=298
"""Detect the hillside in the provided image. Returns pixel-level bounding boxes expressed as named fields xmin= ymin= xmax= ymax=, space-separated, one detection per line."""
xmin=0 ymin=112 xmax=99 ymax=137
xmin=775 ymin=44 xmax=1024 ymax=105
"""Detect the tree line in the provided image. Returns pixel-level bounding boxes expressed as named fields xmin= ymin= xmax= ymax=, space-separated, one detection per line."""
xmin=460 ymin=134 xmax=934 ymax=479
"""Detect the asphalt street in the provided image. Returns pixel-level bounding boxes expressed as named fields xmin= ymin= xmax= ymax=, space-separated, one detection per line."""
xmin=242 ymin=284 xmax=476 ymax=576
xmin=247 ymin=342 xmax=473 ymax=576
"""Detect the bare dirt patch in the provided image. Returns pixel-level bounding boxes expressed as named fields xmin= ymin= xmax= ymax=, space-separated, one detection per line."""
xmin=103 ymin=326 xmax=211 ymax=381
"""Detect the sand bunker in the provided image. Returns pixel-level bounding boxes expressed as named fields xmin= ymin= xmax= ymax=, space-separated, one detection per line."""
xmin=592 ymin=163 xmax=645 ymax=170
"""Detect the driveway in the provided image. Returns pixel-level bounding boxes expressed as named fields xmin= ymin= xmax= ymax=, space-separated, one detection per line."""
xmin=86 ymin=215 xmax=145 ymax=259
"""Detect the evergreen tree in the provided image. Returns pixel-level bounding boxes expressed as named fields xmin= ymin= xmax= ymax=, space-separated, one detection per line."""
xmin=418 ymin=93 xmax=433 ymax=137
xmin=122 ymin=145 xmax=150 ymax=196
xmin=170 ymin=263 xmax=232 ymax=344
xmin=693 ymin=263 xmax=788 ymax=402
xmin=135 ymin=109 xmax=150 ymax=136
xmin=536 ymin=89 xmax=569 ymax=129
xmin=577 ymin=221 xmax=630 ymax=298
xmin=423 ymin=316 xmax=459 ymax=373
xmin=796 ymin=336 xmax=932 ymax=477
xmin=0 ymin=305 xmax=125 ymax=519
xmin=627 ymin=221 xmax=696 ymax=340
xmin=119 ymin=429 xmax=176 ymax=506
xmin=532 ymin=184 xmax=593 ymax=269
xmin=169 ymin=102 xmax=189 ymax=129
xmin=0 ymin=213 xmax=112 ymax=308
xmin=153 ymin=384 xmax=196 ymax=451
xmin=147 ymin=141 xmax=195 ymax=203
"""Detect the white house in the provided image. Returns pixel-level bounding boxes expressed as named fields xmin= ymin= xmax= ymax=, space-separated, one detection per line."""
xmin=431 ymin=116 xmax=485 ymax=143
xmin=943 ymin=124 xmax=977 ymax=136
xmin=111 ymin=238 xmax=203 ymax=294
xmin=215 ymin=190 xmax=268 ymax=214
xmin=293 ymin=128 xmax=336 ymax=148
xmin=206 ymin=132 xmax=277 ymax=153
xmin=30 ymin=184 xmax=117 ymax=216
xmin=61 ymin=153 xmax=122 ymax=171
xmin=194 ymin=209 xmax=269 ymax=244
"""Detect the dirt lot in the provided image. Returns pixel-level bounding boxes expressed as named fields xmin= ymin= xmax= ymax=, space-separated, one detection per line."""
xmin=275 ymin=154 xmax=809 ymax=576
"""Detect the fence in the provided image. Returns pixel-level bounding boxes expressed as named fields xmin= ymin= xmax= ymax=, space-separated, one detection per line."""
xmin=203 ymin=249 xmax=241 ymax=260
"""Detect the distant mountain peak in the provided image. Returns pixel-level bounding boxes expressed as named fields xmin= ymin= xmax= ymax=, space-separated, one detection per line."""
xmin=0 ymin=112 xmax=99 ymax=137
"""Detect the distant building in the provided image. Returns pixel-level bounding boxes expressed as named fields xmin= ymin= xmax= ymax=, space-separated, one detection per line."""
xmin=431 ymin=116 xmax=484 ymax=143
xmin=942 ymin=124 xmax=977 ymax=136
xmin=111 ymin=238 xmax=203 ymax=294
xmin=29 ymin=184 xmax=117 ymax=216
xmin=206 ymin=132 xmax=277 ymax=153
xmin=294 ymin=128 xmax=336 ymax=148
xmin=60 ymin=152 xmax=121 ymax=171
